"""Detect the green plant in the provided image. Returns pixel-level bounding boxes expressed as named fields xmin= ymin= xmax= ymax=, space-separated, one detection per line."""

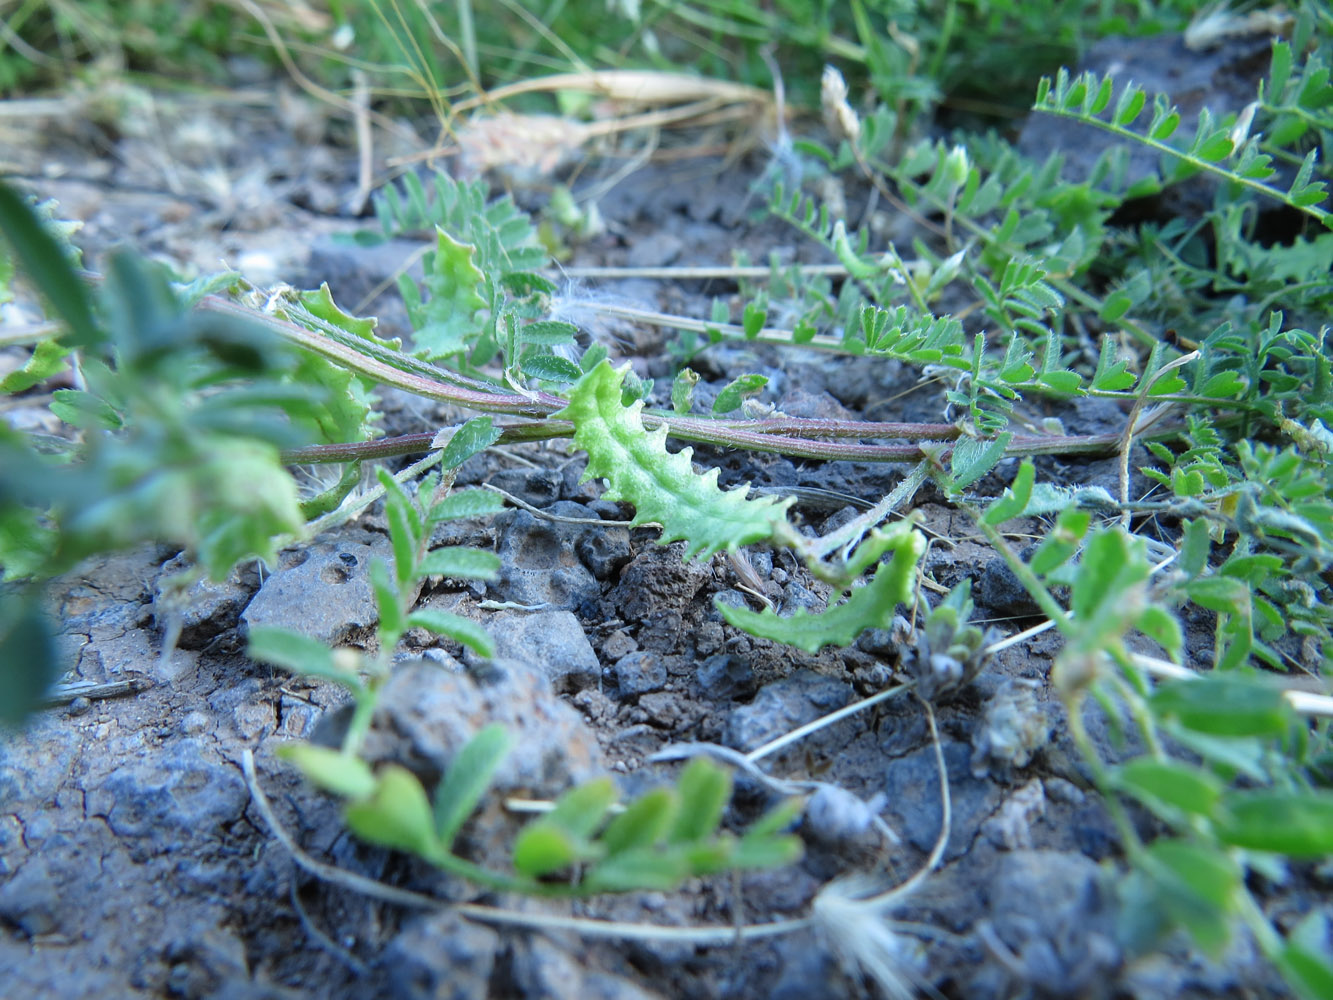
xmin=5 ymin=4 xmax=1333 ymax=990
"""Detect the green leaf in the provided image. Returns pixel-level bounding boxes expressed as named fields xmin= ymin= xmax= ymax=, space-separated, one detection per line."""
xmin=1114 ymin=759 xmax=1221 ymax=821
xmin=1151 ymin=674 xmax=1291 ymax=738
xmin=548 ymin=777 xmax=618 ymax=839
xmin=370 ymin=559 xmax=403 ymax=640
xmin=408 ymin=228 xmax=487 ymax=359
xmin=600 ymin=788 xmax=677 ymax=855
xmin=1029 ymin=508 xmax=1091 ymax=575
xmin=439 ymin=416 xmax=502 ymax=470
xmin=1278 ymin=913 xmax=1333 ymax=1000
xmin=982 ymin=459 xmax=1035 ymax=525
xmin=427 ymin=488 xmax=504 ymax=523
xmin=416 ymin=547 xmax=501 ymax=579
xmin=295 ymin=283 xmax=400 ymax=350
xmin=512 ymin=824 xmax=582 ymax=877
xmin=1037 ymin=370 xmax=1082 ymax=394
xmin=670 ymin=368 xmax=698 ymax=413
xmin=345 ymin=765 xmax=441 ymax=859
xmin=378 ymin=468 xmax=422 ymax=586
xmin=433 ymin=723 xmax=510 ymax=846
xmin=1142 ymin=839 xmax=1239 ymax=956
xmin=520 ymin=353 xmax=583 ymax=384
xmin=718 ymin=528 xmax=925 ymax=653
xmin=1149 ymin=108 xmax=1181 ymax=141
xmin=49 ymin=389 xmax=122 ymax=431
xmin=742 ymin=302 xmax=767 ymax=338
xmin=584 ymin=846 xmax=693 ymax=892
xmin=0 ymin=590 xmax=57 ymax=727
xmin=517 ymin=320 xmax=577 ymax=346
xmin=1179 ymin=518 xmax=1211 ymax=579
xmin=731 ymin=832 xmax=803 ymax=869
xmin=403 ymin=609 xmax=493 ymax=657
xmin=0 ymin=181 xmax=101 ymax=348
xmin=0 ymin=340 xmax=70 ymax=395
xmin=278 ymin=743 xmax=376 ymax=799
xmin=712 ymin=373 xmax=769 ymax=414
xmin=949 ymin=434 xmax=1013 ymax=492
xmin=669 ymin=758 xmax=731 ymax=843
xmin=1199 ymin=371 xmax=1245 ymax=398
xmin=1216 ymin=791 xmax=1333 ymax=857
xmin=247 ymin=626 xmax=363 ymax=693
xmin=557 ymin=363 xmax=791 ymax=559
xmin=1070 ymin=528 xmax=1149 ymax=622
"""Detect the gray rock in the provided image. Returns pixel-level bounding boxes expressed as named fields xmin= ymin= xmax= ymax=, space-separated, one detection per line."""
xmin=0 ymin=854 xmax=63 ymax=936
xmin=509 ymin=935 xmax=664 ymax=1000
xmin=242 ymin=536 xmax=390 ymax=645
xmin=383 ymin=910 xmax=499 ymax=1000
xmin=155 ymin=552 xmax=258 ymax=648
xmin=489 ymin=467 xmax=562 ymax=508
xmin=363 ymin=658 xmax=605 ymax=865
xmin=695 ymin=653 xmax=755 ymax=700
xmin=490 ymin=506 xmax=602 ymax=610
xmin=84 ymin=738 xmax=248 ymax=857
xmin=723 ymin=670 xmax=854 ymax=753
xmin=614 ymin=650 xmax=666 ymax=697
xmin=879 ymin=741 xmax=1003 ymax=862
xmin=976 ymin=555 xmax=1041 ymax=616
xmin=577 ymin=524 xmax=632 ymax=580
xmin=977 ymin=850 xmax=1120 ymax=997
xmin=485 ymin=609 xmax=600 ymax=692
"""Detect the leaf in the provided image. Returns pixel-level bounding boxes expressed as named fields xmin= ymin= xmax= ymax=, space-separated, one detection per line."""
xmin=427 ymin=488 xmax=504 ymax=523
xmin=583 ymin=846 xmax=693 ymax=892
xmin=718 ymin=528 xmax=925 ymax=653
xmin=517 ymin=320 xmax=577 ymax=347
xmin=520 ymin=353 xmax=583 ymax=384
xmin=345 ymin=765 xmax=441 ymax=859
xmin=433 ymin=723 xmax=510 ymax=846
xmin=1142 ymin=839 xmax=1239 ymax=957
xmin=0 ymin=590 xmax=57 ymax=727
xmin=671 ymin=368 xmax=699 ymax=414
xmin=950 ymin=434 xmax=1013 ymax=492
xmin=403 ymin=609 xmax=494 ymax=657
xmin=408 ymin=228 xmax=487 ymax=359
xmin=247 ymin=626 xmax=364 ymax=693
xmin=512 ymin=824 xmax=582 ymax=877
xmin=49 ymin=389 xmax=122 ymax=431
xmin=416 ymin=547 xmax=501 ymax=580
xmin=731 ymin=832 xmax=803 ymax=869
xmin=0 ymin=181 xmax=101 ymax=348
xmin=278 ymin=743 xmax=376 ymax=799
xmin=557 ymin=363 xmax=791 ymax=559
xmin=712 ymin=373 xmax=769 ymax=414
xmin=1151 ymin=674 xmax=1291 ymax=738
xmin=438 ymin=416 xmax=503 ymax=470
xmin=1114 ymin=759 xmax=1221 ymax=821
xmin=599 ymin=788 xmax=677 ymax=855
xmin=1278 ymin=913 xmax=1333 ymax=1000
xmin=669 ymin=758 xmax=731 ymax=843
xmin=1029 ymin=508 xmax=1091 ymax=575
xmin=1216 ymin=791 xmax=1333 ymax=857
xmin=0 ymin=340 xmax=70 ymax=395
xmin=982 ymin=459 xmax=1035 ymax=525
xmin=548 ymin=777 xmax=618 ymax=839
xmin=378 ymin=468 xmax=422 ymax=586
xmin=370 ymin=559 xmax=403 ymax=640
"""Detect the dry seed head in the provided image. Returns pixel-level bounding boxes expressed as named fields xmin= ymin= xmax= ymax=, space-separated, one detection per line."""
xmin=821 ymin=66 xmax=861 ymax=145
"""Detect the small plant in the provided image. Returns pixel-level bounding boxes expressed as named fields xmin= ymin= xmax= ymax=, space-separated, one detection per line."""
xmin=4 ymin=5 xmax=1333 ymax=992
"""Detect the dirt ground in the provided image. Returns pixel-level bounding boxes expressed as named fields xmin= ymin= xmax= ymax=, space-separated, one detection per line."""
xmin=0 ymin=32 xmax=1306 ymax=1000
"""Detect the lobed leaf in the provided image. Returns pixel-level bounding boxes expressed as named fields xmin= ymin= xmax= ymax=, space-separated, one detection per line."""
xmin=558 ymin=363 xmax=792 ymax=559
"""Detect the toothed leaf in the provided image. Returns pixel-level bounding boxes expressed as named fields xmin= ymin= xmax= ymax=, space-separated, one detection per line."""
xmin=558 ymin=363 xmax=792 ymax=559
